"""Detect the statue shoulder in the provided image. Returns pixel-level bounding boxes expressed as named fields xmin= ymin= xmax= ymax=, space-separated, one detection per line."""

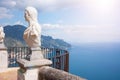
xmin=34 ymin=23 xmax=41 ymax=31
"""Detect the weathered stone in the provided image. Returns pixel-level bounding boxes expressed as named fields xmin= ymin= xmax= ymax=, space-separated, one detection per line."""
xmin=0 ymin=49 xmax=8 ymax=69
xmin=39 ymin=66 xmax=86 ymax=80
xmin=18 ymin=68 xmax=39 ymax=80
xmin=17 ymin=59 xmax=52 ymax=68
xmin=30 ymin=48 xmax=44 ymax=60
xmin=0 ymin=27 xmax=8 ymax=72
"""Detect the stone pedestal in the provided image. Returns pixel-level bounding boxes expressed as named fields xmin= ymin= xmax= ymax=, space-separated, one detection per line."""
xmin=18 ymin=66 xmax=40 ymax=80
xmin=17 ymin=48 xmax=52 ymax=80
xmin=30 ymin=48 xmax=44 ymax=60
xmin=0 ymin=43 xmax=8 ymax=72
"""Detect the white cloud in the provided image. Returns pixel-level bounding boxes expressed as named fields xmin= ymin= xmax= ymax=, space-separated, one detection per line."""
xmin=15 ymin=0 xmax=82 ymax=11
xmin=42 ymin=24 xmax=61 ymax=30
xmin=0 ymin=0 xmax=120 ymax=43
xmin=80 ymin=0 xmax=120 ymax=24
xmin=0 ymin=0 xmax=16 ymax=8
xmin=0 ymin=0 xmax=81 ymax=20
xmin=0 ymin=7 xmax=13 ymax=19
xmin=1 ymin=0 xmax=119 ymax=23
xmin=0 ymin=0 xmax=81 ymax=11
xmin=14 ymin=20 xmax=24 ymax=25
xmin=42 ymin=24 xmax=120 ymax=43
xmin=0 ymin=0 xmax=81 ymax=25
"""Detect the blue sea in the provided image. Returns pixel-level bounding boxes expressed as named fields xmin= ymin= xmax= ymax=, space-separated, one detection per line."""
xmin=69 ymin=43 xmax=120 ymax=80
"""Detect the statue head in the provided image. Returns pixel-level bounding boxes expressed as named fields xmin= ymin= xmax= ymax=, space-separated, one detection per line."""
xmin=24 ymin=6 xmax=38 ymax=22
xmin=0 ymin=27 xmax=5 ymax=43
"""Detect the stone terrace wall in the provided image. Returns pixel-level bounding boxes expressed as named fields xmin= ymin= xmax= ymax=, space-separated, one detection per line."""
xmin=39 ymin=66 xmax=86 ymax=80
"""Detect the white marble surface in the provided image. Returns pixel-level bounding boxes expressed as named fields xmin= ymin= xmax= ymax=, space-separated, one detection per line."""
xmin=23 ymin=7 xmax=41 ymax=48
xmin=0 ymin=43 xmax=8 ymax=72
xmin=0 ymin=27 xmax=5 ymax=43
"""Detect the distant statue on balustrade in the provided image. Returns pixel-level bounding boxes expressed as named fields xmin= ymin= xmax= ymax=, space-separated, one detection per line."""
xmin=0 ymin=27 xmax=5 ymax=43
xmin=0 ymin=26 xmax=8 ymax=69
xmin=23 ymin=7 xmax=41 ymax=48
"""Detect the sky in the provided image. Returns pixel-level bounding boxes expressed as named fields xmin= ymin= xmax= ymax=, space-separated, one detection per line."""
xmin=0 ymin=0 xmax=120 ymax=44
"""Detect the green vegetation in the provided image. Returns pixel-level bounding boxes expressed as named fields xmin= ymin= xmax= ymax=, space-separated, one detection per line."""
xmin=4 ymin=25 xmax=71 ymax=49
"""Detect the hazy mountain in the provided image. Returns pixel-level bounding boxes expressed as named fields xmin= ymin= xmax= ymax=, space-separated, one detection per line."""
xmin=3 ymin=25 xmax=71 ymax=49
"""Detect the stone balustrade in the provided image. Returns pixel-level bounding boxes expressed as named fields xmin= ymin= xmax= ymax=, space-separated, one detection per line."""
xmin=39 ymin=66 xmax=86 ymax=80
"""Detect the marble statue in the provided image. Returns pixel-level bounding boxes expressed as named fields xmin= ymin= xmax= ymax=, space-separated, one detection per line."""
xmin=23 ymin=7 xmax=41 ymax=48
xmin=23 ymin=6 xmax=43 ymax=60
xmin=0 ymin=27 xmax=5 ymax=43
xmin=17 ymin=7 xmax=52 ymax=80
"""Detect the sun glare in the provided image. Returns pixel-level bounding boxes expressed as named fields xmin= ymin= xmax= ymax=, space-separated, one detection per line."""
xmin=96 ymin=0 xmax=115 ymax=10
xmin=83 ymin=0 xmax=117 ymax=17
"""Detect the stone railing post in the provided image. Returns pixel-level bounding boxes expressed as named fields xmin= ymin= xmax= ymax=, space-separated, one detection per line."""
xmin=0 ymin=43 xmax=8 ymax=72
xmin=39 ymin=66 xmax=86 ymax=80
xmin=0 ymin=27 xmax=8 ymax=72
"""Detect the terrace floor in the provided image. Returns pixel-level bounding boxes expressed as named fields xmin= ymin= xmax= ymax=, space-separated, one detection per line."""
xmin=0 ymin=68 xmax=19 ymax=80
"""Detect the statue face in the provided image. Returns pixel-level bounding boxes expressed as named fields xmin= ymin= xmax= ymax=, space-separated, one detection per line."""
xmin=25 ymin=7 xmax=38 ymax=22
xmin=24 ymin=10 xmax=29 ymax=22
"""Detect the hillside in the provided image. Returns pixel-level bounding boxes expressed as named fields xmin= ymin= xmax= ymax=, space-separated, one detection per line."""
xmin=3 ymin=25 xmax=71 ymax=49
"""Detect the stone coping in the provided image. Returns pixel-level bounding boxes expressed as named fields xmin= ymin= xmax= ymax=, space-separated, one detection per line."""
xmin=0 ymin=48 xmax=7 ymax=51
xmin=31 ymin=47 xmax=41 ymax=51
xmin=17 ymin=59 xmax=52 ymax=68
